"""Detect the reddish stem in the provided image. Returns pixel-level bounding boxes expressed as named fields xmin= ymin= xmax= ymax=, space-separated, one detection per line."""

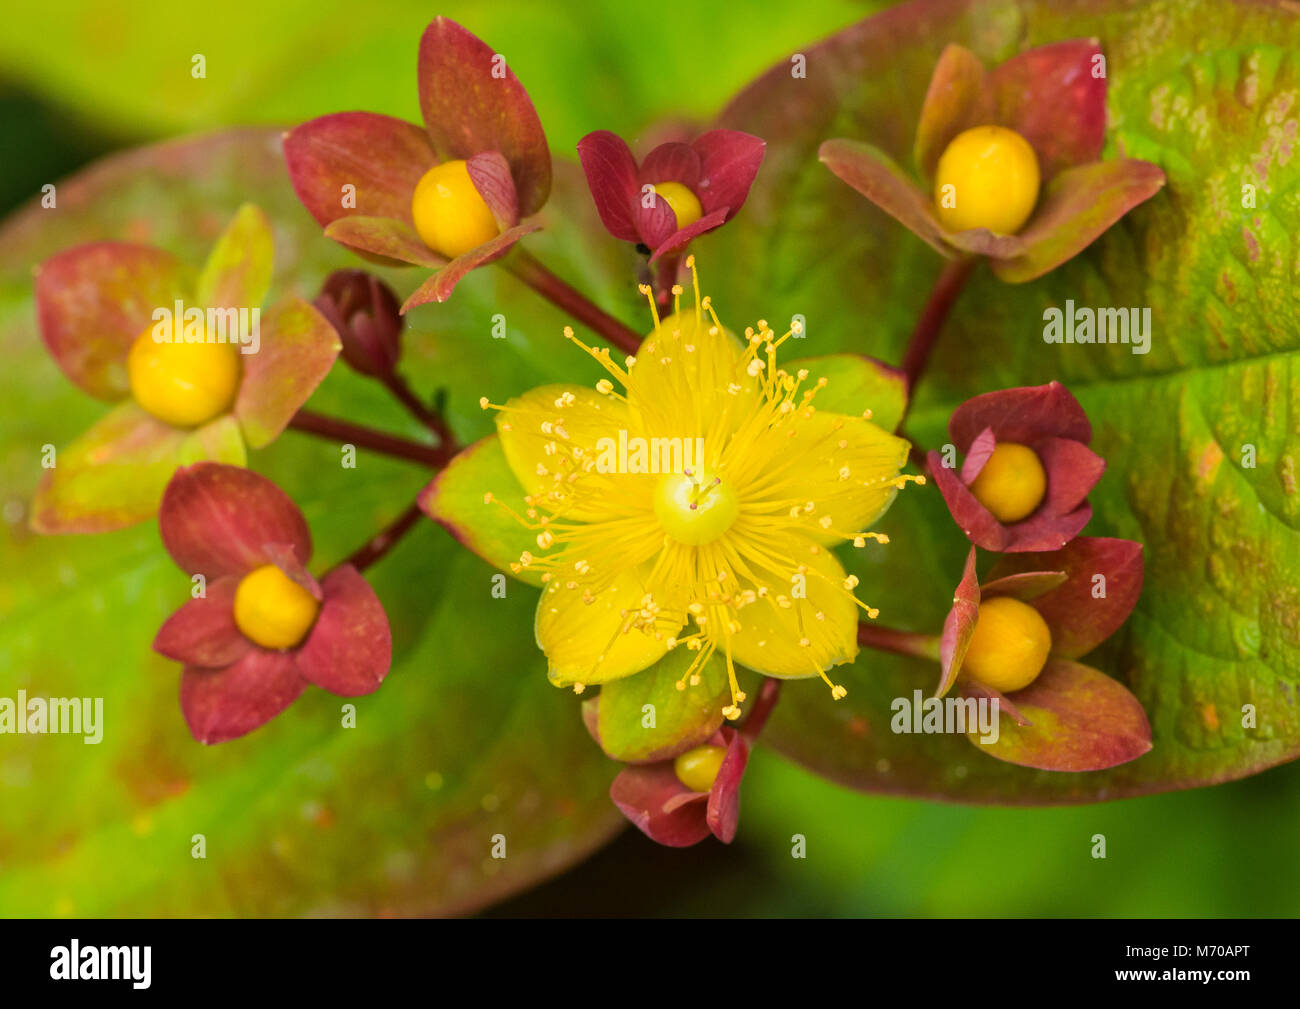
xmin=287 ymin=409 xmax=456 ymax=468
xmin=380 ymin=370 xmax=456 ymax=448
xmin=504 ymin=248 xmax=642 ymax=355
xmin=900 ymin=255 xmax=977 ymax=401
xmin=857 ymin=622 xmax=941 ymax=662
xmin=342 ymin=501 xmax=425 ymax=573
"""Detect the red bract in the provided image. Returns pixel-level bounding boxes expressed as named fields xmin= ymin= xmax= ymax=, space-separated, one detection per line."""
xmin=819 ymin=39 xmax=1165 ymax=282
xmin=937 ymin=539 xmax=1150 ymax=771
xmin=608 ymin=679 xmax=780 ymax=847
xmin=153 ymin=463 xmax=392 ymax=744
xmin=284 ymin=17 xmax=550 ymax=311
xmin=577 ymin=128 xmax=765 ymax=261
xmin=927 ymin=381 xmax=1104 ymax=552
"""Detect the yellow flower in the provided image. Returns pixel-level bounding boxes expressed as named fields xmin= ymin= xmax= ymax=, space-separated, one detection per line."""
xmin=483 ymin=259 xmax=921 ymax=719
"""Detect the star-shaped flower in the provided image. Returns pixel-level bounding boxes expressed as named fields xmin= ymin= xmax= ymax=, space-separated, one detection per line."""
xmin=423 ymin=259 xmax=922 ymax=720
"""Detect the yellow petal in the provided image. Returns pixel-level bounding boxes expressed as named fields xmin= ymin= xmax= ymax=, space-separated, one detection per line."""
xmin=737 ymin=409 xmax=909 ymax=546
xmin=626 ymin=310 xmax=758 ymax=444
xmin=495 ymin=382 xmax=651 ymax=521
xmin=537 ymin=565 xmax=683 ymax=687
xmin=723 ymin=532 xmax=859 ymax=678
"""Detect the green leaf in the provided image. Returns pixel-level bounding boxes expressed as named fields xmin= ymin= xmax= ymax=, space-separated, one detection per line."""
xmin=784 ymin=352 xmax=908 ymax=432
xmin=419 ymin=434 xmax=542 ymax=587
xmin=0 ymin=127 xmax=628 ymax=913
xmin=704 ymin=0 xmax=1300 ymax=800
xmin=594 ymin=647 xmax=731 ymax=764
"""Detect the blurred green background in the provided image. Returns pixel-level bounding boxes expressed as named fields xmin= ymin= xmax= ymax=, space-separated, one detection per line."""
xmin=1 ymin=0 xmax=1297 ymax=917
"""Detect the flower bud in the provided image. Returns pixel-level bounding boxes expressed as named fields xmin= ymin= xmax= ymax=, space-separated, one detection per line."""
xmin=314 ymin=269 xmax=403 ymax=377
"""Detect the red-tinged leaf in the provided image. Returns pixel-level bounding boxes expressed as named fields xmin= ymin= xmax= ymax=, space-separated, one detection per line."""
xmin=818 ymin=138 xmax=953 ymax=256
xmin=1036 ymin=436 xmax=1105 ymax=514
xmin=263 ymin=542 xmax=323 ymax=601
xmin=969 ymin=659 xmax=1152 ymax=771
xmin=294 ymin=565 xmax=392 ymax=696
xmin=30 ymin=401 xmax=191 ymax=534
xmin=195 ymin=203 xmax=273 ymax=312
xmin=914 ymin=43 xmax=991 ymax=182
xmin=576 ymin=130 xmax=640 ymax=241
xmin=692 ymin=129 xmax=765 ymax=219
xmin=989 ymin=537 xmax=1144 ymax=660
xmin=35 ymin=242 xmax=193 ymax=401
xmin=927 ymin=450 xmax=1005 ymax=548
xmin=180 ymin=650 xmax=305 ymax=745
xmin=233 ymin=297 xmax=340 ymax=449
xmin=638 ymin=141 xmax=701 ymax=190
xmin=958 ymin=426 xmax=996 ymax=483
xmin=941 ymin=225 xmax=1026 ymax=258
xmin=417 ymin=17 xmax=551 ymax=217
xmin=647 ymin=207 xmax=729 ymax=262
xmin=418 ymin=434 xmax=543 ymax=587
xmin=633 ymin=190 xmax=680 ymax=251
xmin=950 ymin=381 xmax=1092 ymax=449
xmin=784 ymin=353 xmax=908 ymax=432
xmin=989 ymin=39 xmax=1107 ymax=179
xmin=989 ymin=159 xmax=1166 ymax=283
xmin=283 ymin=111 xmax=433 ymax=228
xmin=609 ymin=763 xmax=711 ymax=848
xmin=323 ymin=215 xmax=446 ymax=269
xmin=937 ymin=545 xmax=979 ymax=697
xmin=980 ymin=570 xmax=1067 ymax=602
xmin=400 ymin=223 xmax=540 ymax=311
xmin=960 ymin=678 xmax=1031 ymax=727
xmin=159 ymin=462 xmax=312 ymax=580
xmin=706 ymin=729 xmax=751 ymax=843
xmin=153 ymin=576 xmax=250 ymax=668
xmin=466 ymin=150 xmax=520 ymax=230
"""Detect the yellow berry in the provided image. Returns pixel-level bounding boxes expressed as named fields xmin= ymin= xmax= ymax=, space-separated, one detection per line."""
xmin=411 ymin=159 xmax=499 ymax=258
xmin=127 ymin=326 xmax=241 ymax=427
xmin=653 ymin=181 xmax=703 ymax=229
xmin=968 ymin=441 xmax=1047 ymax=523
xmin=933 ymin=125 xmax=1040 ymax=235
xmin=673 ymin=744 xmax=728 ymax=793
xmin=961 ymin=596 xmax=1052 ymax=693
xmin=233 ymin=564 xmax=320 ymax=650
xmin=655 ymin=469 xmax=740 ymax=546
